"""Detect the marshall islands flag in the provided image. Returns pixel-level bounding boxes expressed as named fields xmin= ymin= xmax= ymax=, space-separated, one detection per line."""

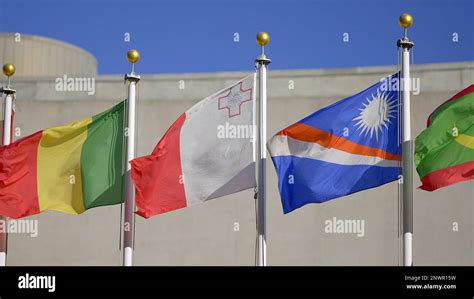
xmin=268 ymin=74 xmax=401 ymax=213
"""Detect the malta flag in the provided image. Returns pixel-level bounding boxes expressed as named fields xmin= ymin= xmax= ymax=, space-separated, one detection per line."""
xmin=268 ymin=74 xmax=401 ymax=213
xmin=131 ymin=74 xmax=256 ymax=218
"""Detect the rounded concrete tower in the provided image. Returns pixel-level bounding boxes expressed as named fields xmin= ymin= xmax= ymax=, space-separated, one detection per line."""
xmin=0 ymin=33 xmax=97 ymax=77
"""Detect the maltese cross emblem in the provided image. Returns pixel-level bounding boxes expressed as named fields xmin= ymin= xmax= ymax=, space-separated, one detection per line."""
xmin=218 ymin=82 xmax=252 ymax=118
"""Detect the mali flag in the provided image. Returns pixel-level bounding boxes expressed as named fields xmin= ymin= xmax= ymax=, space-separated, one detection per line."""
xmin=0 ymin=101 xmax=125 ymax=218
xmin=415 ymin=85 xmax=474 ymax=191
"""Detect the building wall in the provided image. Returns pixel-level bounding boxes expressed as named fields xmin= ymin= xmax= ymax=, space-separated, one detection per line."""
xmin=3 ymin=55 xmax=474 ymax=265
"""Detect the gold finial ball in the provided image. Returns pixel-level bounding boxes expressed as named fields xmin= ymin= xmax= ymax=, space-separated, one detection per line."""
xmin=399 ymin=13 xmax=413 ymax=29
xmin=3 ymin=63 xmax=15 ymax=77
xmin=127 ymin=49 xmax=140 ymax=64
xmin=256 ymin=32 xmax=270 ymax=46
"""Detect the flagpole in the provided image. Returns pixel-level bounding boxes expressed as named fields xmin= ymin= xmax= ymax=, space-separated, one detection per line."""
xmin=123 ymin=50 xmax=140 ymax=266
xmin=255 ymin=32 xmax=271 ymax=267
xmin=0 ymin=63 xmax=16 ymax=267
xmin=397 ymin=14 xmax=414 ymax=266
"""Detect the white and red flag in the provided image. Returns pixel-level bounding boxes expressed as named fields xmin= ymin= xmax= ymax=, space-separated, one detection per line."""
xmin=131 ymin=74 xmax=256 ymax=218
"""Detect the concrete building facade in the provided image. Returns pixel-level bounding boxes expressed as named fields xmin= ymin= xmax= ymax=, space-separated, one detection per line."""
xmin=1 ymin=34 xmax=473 ymax=265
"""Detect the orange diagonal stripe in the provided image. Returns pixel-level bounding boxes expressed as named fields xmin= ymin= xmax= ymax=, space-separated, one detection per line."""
xmin=276 ymin=123 xmax=401 ymax=161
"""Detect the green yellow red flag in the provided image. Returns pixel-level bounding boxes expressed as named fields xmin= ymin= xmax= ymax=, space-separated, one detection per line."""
xmin=0 ymin=101 xmax=125 ymax=218
xmin=415 ymin=85 xmax=474 ymax=191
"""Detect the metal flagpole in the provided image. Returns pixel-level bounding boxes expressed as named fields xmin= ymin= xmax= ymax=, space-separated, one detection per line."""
xmin=397 ymin=14 xmax=414 ymax=267
xmin=0 ymin=63 xmax=16 ymax=267
xmin=255 ymin=32 xmax=270 ymax=266
xmin=123 ymin=50 xmax=140 ymax=266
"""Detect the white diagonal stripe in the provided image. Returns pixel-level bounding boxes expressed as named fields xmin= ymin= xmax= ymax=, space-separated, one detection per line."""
xmin=268 ymin=135 xmax=399 ymax=168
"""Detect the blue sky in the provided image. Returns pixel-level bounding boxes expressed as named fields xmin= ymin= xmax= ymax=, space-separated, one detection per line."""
xmin=1 ymin=0 xmax=472 ymax=74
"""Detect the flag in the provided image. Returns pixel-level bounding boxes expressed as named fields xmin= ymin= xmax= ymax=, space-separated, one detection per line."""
xmin=0 ymin=101 xmax=125 ymax=219
xmin=131 ymin=74 xmax=256 ymax=218
xmin=415 ymin=85 xmax=474 ymax=191
xmin=268 ymin=74 xmax=401 ymax=213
